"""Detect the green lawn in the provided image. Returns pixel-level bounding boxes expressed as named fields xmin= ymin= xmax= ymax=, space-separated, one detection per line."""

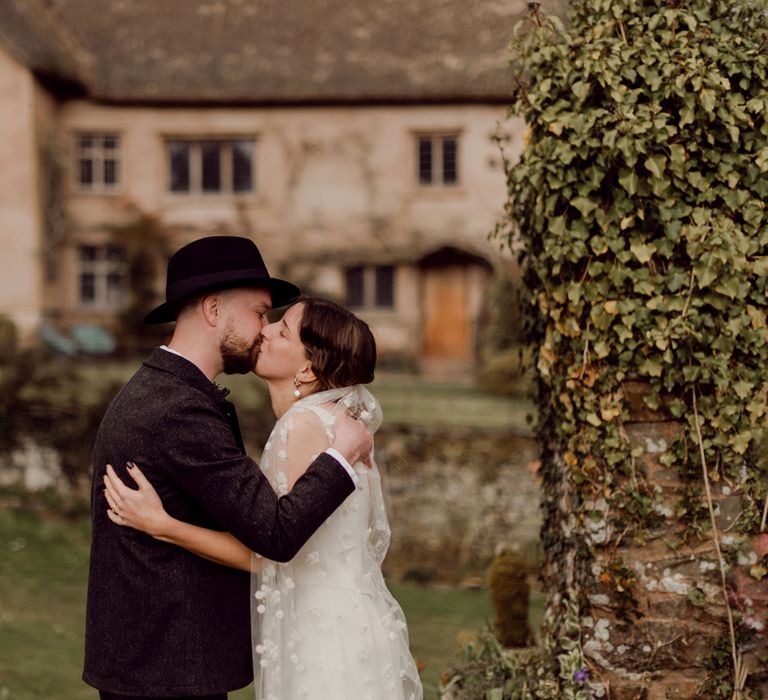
xmin=0 ymin=504 xmax=541 ymax=700
xmin=77 ymin=359 xmax=533 ymax=433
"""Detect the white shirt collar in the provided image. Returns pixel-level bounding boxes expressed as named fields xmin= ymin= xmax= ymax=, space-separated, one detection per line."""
xmin=159 ymin=344 xmax=190 ymax=362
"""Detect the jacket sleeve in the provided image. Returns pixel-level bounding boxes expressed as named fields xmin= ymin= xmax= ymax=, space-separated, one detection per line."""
xmin=156 ymin=396 xmax=355 ymax=561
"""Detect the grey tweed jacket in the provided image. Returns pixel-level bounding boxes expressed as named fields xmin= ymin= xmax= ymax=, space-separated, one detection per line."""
xmin=83 ymin=348 xmax=354 ymax=696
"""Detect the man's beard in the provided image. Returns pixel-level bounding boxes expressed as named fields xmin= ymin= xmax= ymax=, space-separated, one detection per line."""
xmin=220 ymin=330 xmax=260 ymax=375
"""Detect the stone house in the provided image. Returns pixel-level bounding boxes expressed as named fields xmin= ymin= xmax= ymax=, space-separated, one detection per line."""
xmin=0 ymin=0 xmax=530 ymax=372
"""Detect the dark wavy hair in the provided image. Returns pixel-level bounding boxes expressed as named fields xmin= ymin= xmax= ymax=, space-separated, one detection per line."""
xmin=293 ymin=297 xmax=376 ymax=390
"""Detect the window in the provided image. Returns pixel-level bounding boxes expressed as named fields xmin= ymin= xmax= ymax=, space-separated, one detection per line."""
xmin=76 ymin=133 xmax=120 ymax=191
xmin=78 ymin=245 xmax=126 ymax=308
xmin=417 ymin=134 xmax=459 ymax=186
xmin=345 ymin=266 xmax=365 ymax=308
xmin=167 ymin=139 xmax=254 ymax=194
xmin=345 ymin=265 xmax=395 ymax=309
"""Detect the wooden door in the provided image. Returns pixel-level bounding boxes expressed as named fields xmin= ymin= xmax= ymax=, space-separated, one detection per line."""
xmin=422 ymin=265 xmax=470 ymax=360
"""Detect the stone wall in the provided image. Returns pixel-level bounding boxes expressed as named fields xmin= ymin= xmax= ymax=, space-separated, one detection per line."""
xmin=1 ymin=426 xmax=543 ymax=585
xmin=581 ymin=387 xmax=768 ymax=699
xmin=375 ymin=426 xmax=541 ymax=584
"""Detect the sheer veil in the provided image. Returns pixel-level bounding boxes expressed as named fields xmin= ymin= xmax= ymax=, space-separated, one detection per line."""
xmin=250 ymin=385 xmax=421 ymax=700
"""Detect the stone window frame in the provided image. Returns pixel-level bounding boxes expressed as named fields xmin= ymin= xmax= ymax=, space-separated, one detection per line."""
xmin=345 ymin=265 xmax=396 ymax=309
xmin=74 ymin=132 xmax=121 ymax=192
xmin=164 ymin=137 xmax=256 ymax=195
xmin=77 ymin=243 xmax=127 ymax=310
xmin=415 ymin=131 xmax=460 ymax=187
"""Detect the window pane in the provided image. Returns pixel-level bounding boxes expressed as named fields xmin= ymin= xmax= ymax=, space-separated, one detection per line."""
xmin=232 ymin=141 xmax=253 ymax=192
xmin=79 ymin=135 xmax=93 ymax=150
xmin=418 ymin=137 xmax=433 ymax=184
xmin=103 ymin=135 xmax=117 ymax=150
xmin=106 ymin=272 xmax=125 ymax=303
xmin=201 ymin=142 xmax=221 ymax=192
xmin=104 ymin=159 xmax=118 ymax=186
xmin=442 ymin=138 xmax=458 ymax=184
xmin=345 ymin=266 xmax=365 ymax=307
xmin=79 ymin=159 xmax=93 ymax=186
xmin=80 ymin=273 xmax=96 ymax=303
xmin=374 ymin=265 xmax=394 ymax=307
xmin=79 ymin=245 xmax=97 ymax=262
xmin=169 ymin=142 xmax=190 ymax=192
xmin=106 ymin=245 xmax=124 ymax=262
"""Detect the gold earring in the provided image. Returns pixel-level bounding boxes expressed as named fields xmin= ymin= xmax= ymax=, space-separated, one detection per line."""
xmin=293 ymin=376 xmax=301 ymax=398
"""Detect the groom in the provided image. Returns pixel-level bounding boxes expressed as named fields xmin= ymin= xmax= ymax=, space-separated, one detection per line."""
xmin=83 ymin=236 xmax=371 ymax=700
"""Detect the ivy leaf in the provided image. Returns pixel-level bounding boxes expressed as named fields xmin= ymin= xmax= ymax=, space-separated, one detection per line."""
xmin=755 ymin=147 xmax=768 ymax=173
xmin=732 ymin=431 xmax=752 ymax=455
xmin=700 ymin=89 xmax=717 ymax=113
xmin=572 ymin=80 xmax=590 ymax=101
xmin=585 ymin=412 xmax=601 ymax=427
xmin=713 ymin=277 xmax=742 ymax=300
xmin=640 ymin=357 xmax=663 ymax=377
xmin=618 ymin=170 xmax=639 ymax=196
xmin=571 ymin=197 xmax=598 ymax=218
xmin=679 ymin=106 xmax=694 ymax=128
xmin=630 ymin=242 xmax=657 ymax=264
xmin=695 ymin=256 xmax=719 ymax=287
xmin=644 ymin=155 xmax=668 ymax=179
xmin=594 ymin=340 xmax=610 ymax=358
xmin=733 ymin=380 xmax=755 ymax=400
xmin=550 ymin=216 xmax=567 ymax=236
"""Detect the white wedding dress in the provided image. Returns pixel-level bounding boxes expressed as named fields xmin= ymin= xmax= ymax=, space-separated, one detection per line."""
xmin=251 ymin=386 xmax=423 ymax=700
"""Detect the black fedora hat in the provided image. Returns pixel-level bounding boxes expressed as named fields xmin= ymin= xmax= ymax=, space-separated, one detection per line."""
xmin=144 ymin=236 xmax=300 ymax=324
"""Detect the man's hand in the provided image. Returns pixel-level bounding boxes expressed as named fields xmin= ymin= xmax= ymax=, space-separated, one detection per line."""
xmin=331 ymin=410 xmax=373 ymax=468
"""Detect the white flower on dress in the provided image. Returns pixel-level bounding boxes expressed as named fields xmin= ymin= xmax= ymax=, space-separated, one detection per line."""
xmin=278 ymin=449 xmax=288 ymax=462
xmin=306 ymin=551 xmax=320 ymax=565
xmin=275 ymin=471 xmax=288 ymax=495
xmin=257 ymin=604 xmax=266 ymax=614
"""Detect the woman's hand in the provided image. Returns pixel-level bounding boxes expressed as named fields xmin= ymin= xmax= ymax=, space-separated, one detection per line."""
xmin=104 ymin=463 xmax=172 ymax=539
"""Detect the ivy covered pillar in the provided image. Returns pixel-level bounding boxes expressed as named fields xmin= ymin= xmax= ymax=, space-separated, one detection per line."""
xmin=494 ymin=1 xmax=768 ymax=698
xmin=580 ymin=381 xmax=767 ymax=698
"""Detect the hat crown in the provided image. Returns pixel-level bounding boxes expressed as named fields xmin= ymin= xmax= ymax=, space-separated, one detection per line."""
xmin=167 ymin=236 xmax=266 ymax=292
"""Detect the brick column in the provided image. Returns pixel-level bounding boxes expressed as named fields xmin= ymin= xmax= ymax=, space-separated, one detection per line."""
xmin=580 ymin=382 xmax=768 ymax=699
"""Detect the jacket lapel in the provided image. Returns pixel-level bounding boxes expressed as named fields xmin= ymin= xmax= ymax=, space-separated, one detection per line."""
xmin=143 ymin=348 xmax=246 ymax=452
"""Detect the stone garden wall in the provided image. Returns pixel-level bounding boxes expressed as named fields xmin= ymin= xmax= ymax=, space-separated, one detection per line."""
xmin=0 ymin=426 xmax=543 ymax=584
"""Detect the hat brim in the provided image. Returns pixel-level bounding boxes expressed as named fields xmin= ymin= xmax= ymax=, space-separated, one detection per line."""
xmin=143 ymin=277 xmax=301 ymax=324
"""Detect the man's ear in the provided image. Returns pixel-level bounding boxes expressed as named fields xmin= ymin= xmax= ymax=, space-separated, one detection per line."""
xmin=200 ymin=293 xmax=222 ymax=326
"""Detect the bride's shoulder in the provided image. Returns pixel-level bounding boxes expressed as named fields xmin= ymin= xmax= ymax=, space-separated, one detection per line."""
xmin=285 ymin=407 xmax=332 ymax=445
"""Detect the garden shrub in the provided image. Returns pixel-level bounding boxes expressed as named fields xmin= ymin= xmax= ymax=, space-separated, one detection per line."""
xmin=0 ymin=349 xmax=122 ymax=490
xmin=488 ymin=549 xmax=532 ymax=648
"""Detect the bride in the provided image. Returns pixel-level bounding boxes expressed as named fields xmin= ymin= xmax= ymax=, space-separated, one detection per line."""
xmin=103 ymin=297 xmax=423 ymax=700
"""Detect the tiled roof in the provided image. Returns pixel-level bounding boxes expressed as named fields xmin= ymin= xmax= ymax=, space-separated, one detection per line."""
xmin=0 ymin=0 xmax=538 ymax=104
